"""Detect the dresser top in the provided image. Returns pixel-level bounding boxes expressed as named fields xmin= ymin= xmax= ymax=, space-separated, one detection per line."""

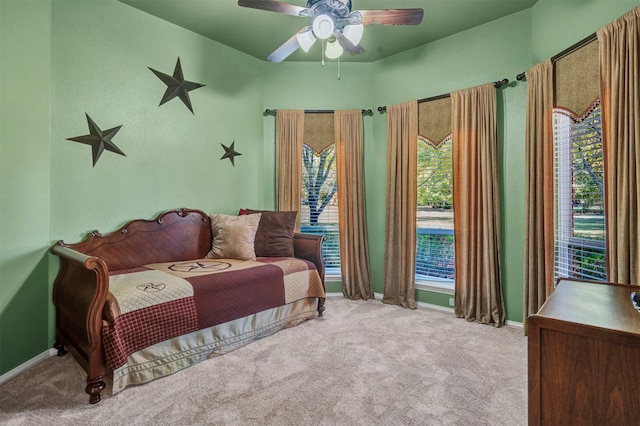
xmin=535 ymin=279 xmax=640 ymax=335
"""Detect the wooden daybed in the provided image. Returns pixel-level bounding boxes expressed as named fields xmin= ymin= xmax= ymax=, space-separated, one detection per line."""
xmin=51 ymin=208 xmax=325 ymax=404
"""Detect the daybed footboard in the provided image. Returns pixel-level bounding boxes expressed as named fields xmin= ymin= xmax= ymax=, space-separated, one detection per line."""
xmin=51 ymin=244 xmax=109 ymax=404
xmin=293 ymin=233 xmax=326 ymax=316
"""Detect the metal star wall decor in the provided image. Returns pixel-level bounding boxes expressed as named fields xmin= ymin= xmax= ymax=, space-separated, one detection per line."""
xmin=220 ymin=141 xmax=241 ymax=166
xmin=148 ymin=57 xmax=205 ymax=114
xmin=66 ymin=114 xmax=125 ymax=167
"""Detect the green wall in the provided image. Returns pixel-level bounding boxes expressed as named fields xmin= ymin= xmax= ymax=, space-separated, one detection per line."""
xmin=1 ymin=0 xmax=638 ymax=375
xmin=0 ymin=0 xmax=52 ymax=376
xmin=531 ymin=0 xmax=640 ymax=63
xmin=50 ymin=0 xmax=266 ymax=242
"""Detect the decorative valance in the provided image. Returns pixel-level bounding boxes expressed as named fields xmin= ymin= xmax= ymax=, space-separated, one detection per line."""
xmin=554 ymin=39 xmax=600 ymax=119
xmin=418 ymin=96 xmax=452 ymax=148
xmin=304 ymin=113 xmax=334 ymax=153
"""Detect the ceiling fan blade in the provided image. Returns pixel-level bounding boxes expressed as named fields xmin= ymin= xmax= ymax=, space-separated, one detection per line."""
xmin=357 ymin=9 xmax=424 ymax=26
xmin=335 ymin=33 xmax=364 ymax=54
xmin=267 ymin=30 xmax=304 ymax=62
xmin=237 ymin=0 xmax=310 ymax=17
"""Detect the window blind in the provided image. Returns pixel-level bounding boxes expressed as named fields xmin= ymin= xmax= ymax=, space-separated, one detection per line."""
xmin=553 ymin=102 xmax=606 ymax=281
xmin=300 ymin=144 xmax=341 ymax=273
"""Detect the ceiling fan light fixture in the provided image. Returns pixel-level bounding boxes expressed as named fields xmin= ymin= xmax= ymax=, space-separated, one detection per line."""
xmin=343 ymin=24 xmax=363 ymax=45
xmin=238 ymin=0 xmax=425 ymax=63
xmin=296 ymin=29 xmax=317 ymax=52
xmin=325 ymin=38 xmax=343 ymax=59
xmin=312 ymin=14 xmax=335 ymax=39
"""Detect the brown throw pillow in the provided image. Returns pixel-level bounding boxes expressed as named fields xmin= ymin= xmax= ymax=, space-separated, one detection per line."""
xmin=206 ymin=213 xmax=261 ymax=261
xmin=245 ymin=209 xmax=297 ymax=257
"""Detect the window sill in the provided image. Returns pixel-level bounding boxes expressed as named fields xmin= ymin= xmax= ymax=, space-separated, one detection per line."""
xmin=415 ymin=279 xmax=454 ymax=295
xmin=325 ymin=274 xmax=342 ymax=282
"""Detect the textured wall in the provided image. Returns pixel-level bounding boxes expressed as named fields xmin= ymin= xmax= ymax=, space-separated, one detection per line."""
xmin=531 ymin=0 xmax=640 ymax=63
xmin=0 ymin=0 xmax=52 ymax=375
xmin=50 ymin=0 xmax=266 ymax=242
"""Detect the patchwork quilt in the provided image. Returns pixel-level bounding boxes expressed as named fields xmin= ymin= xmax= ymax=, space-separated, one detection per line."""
xmin=102 ymin=257 xmax=324 ymax=371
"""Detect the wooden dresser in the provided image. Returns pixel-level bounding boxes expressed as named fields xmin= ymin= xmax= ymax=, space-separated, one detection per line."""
xmin=528 ymin=278 xmax=640 ymax=425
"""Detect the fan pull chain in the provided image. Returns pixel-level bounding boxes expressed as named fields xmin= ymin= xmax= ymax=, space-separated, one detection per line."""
xmin=337 ymin=56 xmax=341 ymax=80
xmin=321 ymin=39 xmax=325 ymax=67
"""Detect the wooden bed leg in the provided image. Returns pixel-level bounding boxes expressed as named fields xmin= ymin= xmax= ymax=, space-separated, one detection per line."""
xmin=53 ymin=341 xmax=68 ymax=357
xmin=86 ymin=377 xmax=106 ymax=404
xmin=317 ymin=297 xmax=325 ymax=317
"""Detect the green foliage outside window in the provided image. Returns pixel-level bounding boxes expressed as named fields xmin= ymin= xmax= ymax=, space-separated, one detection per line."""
xmin=417 ymin=138 xmax=453 ymax=208
xmin=571 ymin=109 xmax=604 ymax=216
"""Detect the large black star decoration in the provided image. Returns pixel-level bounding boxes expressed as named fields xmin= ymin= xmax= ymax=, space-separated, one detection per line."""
xmin=66 ymin=114 xmax=125 ymax=167
xmin=220 ymin=141 xmax=241 ymax=166
xmin=148 ymin=57 xmax=205 ymax=114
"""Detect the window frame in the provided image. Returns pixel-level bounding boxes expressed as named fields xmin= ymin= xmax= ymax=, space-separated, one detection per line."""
xmin=415 ymin=136 xmax=455 ymax=292
xmin=300 ymin=143 xmax=341 ymax=279
xmin=553 ymin=104 xmax=606 ymax=282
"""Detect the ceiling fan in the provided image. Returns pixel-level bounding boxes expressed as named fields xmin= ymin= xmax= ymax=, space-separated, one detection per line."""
xmin=237 ymin=0 xmax=424 ymax=62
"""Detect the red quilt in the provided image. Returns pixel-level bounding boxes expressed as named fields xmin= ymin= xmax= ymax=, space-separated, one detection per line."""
xmin=102 ymin=257 xmax=324 ymax=371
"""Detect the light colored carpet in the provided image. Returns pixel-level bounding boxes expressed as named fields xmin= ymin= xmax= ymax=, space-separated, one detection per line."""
xmin=0 ymin=297 xmax=527 ymax=425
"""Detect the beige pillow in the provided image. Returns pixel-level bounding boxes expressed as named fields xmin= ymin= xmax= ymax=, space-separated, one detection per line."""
xmin=206 ymin=213 xmax=261 ymax=261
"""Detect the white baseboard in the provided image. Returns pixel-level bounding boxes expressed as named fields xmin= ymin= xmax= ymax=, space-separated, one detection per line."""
xmin=376 ymin=291 xmax=524 ymax=328
xmin=0 ymin=348 xmax=56 ymax=386
xmin=505 ymin=319 xmax=524 ymax=329
xmin=416 ymin=300 xmax=455 ymax=313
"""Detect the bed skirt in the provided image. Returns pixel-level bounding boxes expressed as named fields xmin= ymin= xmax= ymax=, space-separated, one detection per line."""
xmin=109 ymin=297 xmax=319 ymax=394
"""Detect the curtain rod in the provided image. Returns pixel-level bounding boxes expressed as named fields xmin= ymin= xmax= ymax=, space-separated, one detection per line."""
xmin=516 ymin=32 xmax=597 ymax=81
xmin=264 ymin=108 xmax=373 ymax=116
xmin=377 ymin=78 xmax=510 ymax=113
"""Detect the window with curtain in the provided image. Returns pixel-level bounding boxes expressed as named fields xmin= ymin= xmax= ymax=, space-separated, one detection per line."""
xmin=300 ymin=113 xmax=341 ymax=276
xmin=553 ymin=103 xmax=606 ymax=281
xmin=415 ymin=97 xmax=455 ymax=287
xmin=552 ymin=39 xmax=606 ymax=282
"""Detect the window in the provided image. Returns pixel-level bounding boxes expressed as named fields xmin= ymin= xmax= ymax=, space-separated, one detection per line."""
xmin=553 ymin=101 xmax=606 ymax=281
xmin=415 ymin=137 xmax=455 ymax=284
xmin=300 ymin=144 xmax=341 ymax=275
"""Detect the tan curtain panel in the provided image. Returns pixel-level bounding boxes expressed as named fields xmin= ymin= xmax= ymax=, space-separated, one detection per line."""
xmin=335 ymin=110 xmax=374 ymax=300
xmin=598 ymin=6 xmax=640 ymax=284
xmin=418 ymin=96 xmax=452 ymax=148
xmin=555 ymin=39 xmax=600 ymax=117
xmin=276 ymin=110 xmax=304 ymax=229
xmin=524 ymin=60 xmax=555 ymax=331
xmin=383 ymin=100 xmax=418 ymax=309
xmin=304 ymin=113 xmax=334 ymax=153
xmin=451 ymin=84 xmax=505 ymax=326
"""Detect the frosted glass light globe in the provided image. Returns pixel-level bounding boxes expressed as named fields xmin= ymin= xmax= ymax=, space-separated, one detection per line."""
xmin=325 ymin=39 xmax=344 ymax=59
xmin=312 ymin=14 xmax=335 ymax=39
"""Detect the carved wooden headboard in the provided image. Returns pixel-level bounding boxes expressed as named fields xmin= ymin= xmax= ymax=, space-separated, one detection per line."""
xmin=55 ymin=208 xmax=212 ymax=271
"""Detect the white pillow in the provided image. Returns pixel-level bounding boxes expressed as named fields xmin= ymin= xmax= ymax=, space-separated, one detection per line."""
xmin=206 ymin=213 xmax=261 ymax=261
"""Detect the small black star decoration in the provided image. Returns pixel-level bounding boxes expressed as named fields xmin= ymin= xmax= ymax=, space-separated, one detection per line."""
xmin=220 ymin=141 xmax=241 ymax=166
xmin=148 ymin=57 xmax=205 ymax=114
xmin=66 ymin=114 xmax=125 ymax=167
